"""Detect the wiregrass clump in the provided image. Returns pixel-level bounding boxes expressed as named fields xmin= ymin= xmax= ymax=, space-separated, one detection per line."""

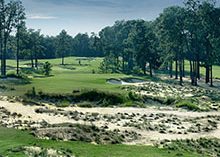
xmin=33 ymin=123 xmax=127 ymax=144
xmin=24 ymin=88 xmax=126 ymax=107
xmin=163 ymin=138 xmax=220 ymax=157
xmin=176 ymin=99 xmax=200 ymax=111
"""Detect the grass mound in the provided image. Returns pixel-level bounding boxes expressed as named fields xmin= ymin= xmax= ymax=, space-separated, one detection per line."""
xmin=176 ymin=99 xmax=200 ymax=111
xmin=142 ymin=95 xmax=176 ymax=105
xmin=0 ymin=127 xmax=199 ymax=157
xmin=164 ymin=138 xmax=220 ymax=157
xmin=33 ymin=124 xmax=127 ymax=144
xmin=24 ymin=88 xmax=126 ymax=107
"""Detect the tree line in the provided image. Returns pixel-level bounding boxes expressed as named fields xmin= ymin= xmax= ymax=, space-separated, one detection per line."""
xmin=1 ymin=0 xmax=220 ymax=87
xmin=0 ymin=0 xmax=102 ymax=77
xmin=10 ymin=29 xmax=103 ymax=67
xmin=96 ymin=0 xmax=220 ymax=86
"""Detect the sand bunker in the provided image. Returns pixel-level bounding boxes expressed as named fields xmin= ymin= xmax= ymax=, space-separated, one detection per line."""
xmin=107 ymin=78 xmax=146 ymax=85
xmin=107 ymin=79 xmax=123 ymax=85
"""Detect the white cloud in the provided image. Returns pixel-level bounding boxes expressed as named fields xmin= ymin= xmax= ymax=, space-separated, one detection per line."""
xmin=28 ymin=15 xmax=58 ymax=20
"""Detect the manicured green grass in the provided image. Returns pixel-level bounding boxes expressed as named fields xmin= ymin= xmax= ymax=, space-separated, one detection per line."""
xmin=179 ymin=61 xmax=220 ymax=78
xmin=1 ymin=57 xmax=217 ymax=156
xmin=3 ymin=57 xmax=133 ymax=96
xmin=0 ymin=127 xmax=201 ymax=157
xmin=4 ymin=57 xmax=220 ymax=96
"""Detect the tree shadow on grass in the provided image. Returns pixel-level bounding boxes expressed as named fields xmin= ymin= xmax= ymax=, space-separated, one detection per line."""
xmin=34 ymin=75 xmax=54 ymax=78
xmin=0 ymin=77 xmax=31 ymax=85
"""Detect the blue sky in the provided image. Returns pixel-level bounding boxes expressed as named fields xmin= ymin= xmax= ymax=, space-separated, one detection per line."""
xmin=22 ymin=0 xmax=219 ymax=36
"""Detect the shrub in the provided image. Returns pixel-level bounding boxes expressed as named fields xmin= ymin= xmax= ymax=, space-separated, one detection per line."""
xmin=24 ymin=89 xmax=126 ymax=107
xmin=176 ymin=99 xmax=200 ymax=111
xmin=164 ymin=138 xmax=220 ymax=157
xmin=21 ymin=68 xmax=44 ymax=75
xmin=0 ymin=85 xmax=7 ymax=90
xmin=77 ymin=102 xmax=93 ymax=108
xmin=142 ymin=95 xmax=166 ymax=104
xmin=164 ymin=96 xmax=176 ymax=105
xmin=43 ymin=62 xmax=52 ymax=76
xmin=25 ymin=87 xmax=37 ymax=98
xmin=6 ymin=71 xmax=29 ymax=81
xmin=76 ymin=89 xmax=125 ymax=105
xmin=128 ymin=91 xmax=140 ymax=101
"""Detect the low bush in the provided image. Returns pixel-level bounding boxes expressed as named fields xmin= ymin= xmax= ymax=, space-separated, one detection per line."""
xmin=142 ymin=95 xmax=176 ymax=105
xmin=164 ymin=96 xmax=176 ymax=105
xmin=76 ymin=89 xmax=125 ymax=105
xmin=0 ymin=85 xmax=7 ymax=90
xmin=42 ymin=62 xmax=52 ymax=76
xmin=128 ymin=91 xmax=140 ymax=101
xmin=24 ymin=89 xmax=126 ymax=107
xmin=6 ymin=71 xmax=29 ymax=82
xmin=176 ymin=99 xmax=200 ymax=111
xmin=164 ymin=138 xmax=220 ymax=157
xmin=34 ymin=123 xmax=125 ymax=144
xmin=21 ymin=67 xmax=45 ymax=76
xmin=25 ymin=87 xmax=37 ymax=98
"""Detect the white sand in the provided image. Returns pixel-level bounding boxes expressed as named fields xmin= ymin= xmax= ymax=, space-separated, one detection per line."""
xmin=1 ymin=98 xmax=220 ymax=145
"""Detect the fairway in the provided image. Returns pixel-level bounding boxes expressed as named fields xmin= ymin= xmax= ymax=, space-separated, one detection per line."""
xmin=3 ymin=57 xmax=220 ymax=96
xmin=3 ymin=57 xmax=133 ymax=96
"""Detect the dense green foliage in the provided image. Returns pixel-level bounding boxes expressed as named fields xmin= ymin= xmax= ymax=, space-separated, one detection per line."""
xmin=42 ymin=61 xmax=52 ymax=76
xmin=9 ymin=29 xmax=103 ymax=60
xmin=25 ymin=89 xmax=126 ymax=107
xmin=96 ymin=0 xmax=220 ymax=86
xmin=176 ymin=99 xmax=200 ymax=111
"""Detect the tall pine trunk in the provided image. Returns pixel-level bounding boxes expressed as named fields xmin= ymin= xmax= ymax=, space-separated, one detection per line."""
xmin=122 ymin=53 xmax=125 ymax=72
xmin=190 ymin=60 xmax=192 ymax=80
xmin=170 ymin=61 xmax=173 ymax=78
xmin=210 ymin=65 xmax=213 ymax=87
xmin=197 ymin=60 xmax=200 ymax=80
xmin=179 ymin=60 xmax=183 ymax=86
xmin=116 ymin=55 xmax=119 ymax=71
xmin=0 ymin=36 xmax=3 ymax=77
xmin=2 ymin=39 xmax=7 ymax=77
xmin=205 ymin=64 xmax=210 ymax=83
xmin=31 ymin=51 xmax=34 ymax=68
xmin=175 ymin=59 xmax=178 ymax=79
xmin=0 ymin=25 xmax=2 ymax=77
xmin=16 ymin=27 xmax=20 ymax=75
xmin=143 ymin=63 xmax=146 ymax=75
xmin=149 ymin=62 xmax=153 ymax=77
xmin=193 ymin=61 xmax=197 ymax=86
xmin=62 ymin=57 xmax=64 ymax=65
xmin=128 ymin=52 xmax=133 ymax=73
xmin=182 ymin=60 xmax=185 ymax=77
xmin=205 ymin=39 xmax=211 ymax=84
xmin=34 ymin=46 xmax=38 ymax=69
xmin=35 ymin=58 xmax=38 ymax=69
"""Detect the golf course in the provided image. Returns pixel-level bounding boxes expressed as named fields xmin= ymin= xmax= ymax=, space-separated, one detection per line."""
xmin=0 ymin=57 xmax=220 ymax=156
xmin=0 ymin=0 xmax=220 ymax=156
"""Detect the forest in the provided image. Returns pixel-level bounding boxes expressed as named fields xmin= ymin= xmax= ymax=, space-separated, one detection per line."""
xmin=1 ymin=0 xmax=219 ymax=87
